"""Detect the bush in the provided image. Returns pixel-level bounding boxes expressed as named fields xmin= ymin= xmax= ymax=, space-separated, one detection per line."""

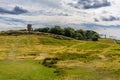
xmin=63 ymin=27 xmax=75 ymax=37
xmin=49 ymin=26 xmax=64 ymax=35
xmin=0 ymin=30 xmax=30 ymax=36
xmin=73 ymin=32 xmax=84 ymax=40
xmin=53 ymin=35 xmax=74 ymax=40
xmin=92 ymin=38 xmax=98 ymax=41
xmin=34 ymin=27 xmax=50 ymax=32
xmin=92 ymin=33 xmax=99 ymax=41
xmin=42 ymin=58 xmax=59 ymax=67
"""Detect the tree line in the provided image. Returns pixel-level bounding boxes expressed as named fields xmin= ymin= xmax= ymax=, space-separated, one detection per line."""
xmin=34 ymin=26 xmax=99 ymax=41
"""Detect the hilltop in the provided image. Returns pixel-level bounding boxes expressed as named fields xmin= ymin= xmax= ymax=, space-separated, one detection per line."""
xmin=0 ymin=30 xmax=119 ymax=80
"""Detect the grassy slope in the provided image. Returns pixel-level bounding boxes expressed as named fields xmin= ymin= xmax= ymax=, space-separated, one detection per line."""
xmin=0 ymin=60 xmax=56 ymax=80
xmin=0 ymin=35 xmax=120 ymax=80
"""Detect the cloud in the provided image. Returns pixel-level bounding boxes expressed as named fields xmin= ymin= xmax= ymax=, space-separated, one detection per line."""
xmin=94 ymin=18 xmax=99 ymax=22
xmin=26 ymin=10 xmax=70 ymax=16
xmin=81 ymin=23 xmax=120 ymax=39
xmin=0 ymin=6 xmax=28 ymax=15
xmin=0 ymin=0 xmax=120 ymax=39
xmin=101 ymin=16 xmax=120 ymax=21
xmin=68 ymin=0 xmax=111 ymax=9
xmin=0 ymin=16 xmax=27 ymax=23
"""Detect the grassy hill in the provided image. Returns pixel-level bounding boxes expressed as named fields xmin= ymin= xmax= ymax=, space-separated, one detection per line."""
xmin=0 ymin=33 xmax=120 ymax=80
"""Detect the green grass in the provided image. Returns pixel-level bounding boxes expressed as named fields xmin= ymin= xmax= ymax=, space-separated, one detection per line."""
xmin=0 ymin=60 xmax=57 ymax=80
xmin=63 ymin=68 xmax=102 ymax=80
xmin=38 ymin=37 xmax=81 ymax=46
xmin=0 ymin=34 xmax=120 ymax=80
xmin=115 ymin=40 xmax=120 ymax=44
xmin=74 ymin=42 xmax=110 ymax=50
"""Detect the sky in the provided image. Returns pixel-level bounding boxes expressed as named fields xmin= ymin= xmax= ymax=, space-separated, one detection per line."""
xmin=0 ymin=0 xmax=120 ymax=39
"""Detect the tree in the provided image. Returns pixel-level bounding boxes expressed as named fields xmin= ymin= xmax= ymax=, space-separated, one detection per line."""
xmin=34 ymin=27 xmax=50 ymax=32
xmin=41 ymin=27 xmax=50 ymax=32
xmin=49 ymin=26 xmax=64 ymax=35
xmin=92 ymin=33 xmax=99 ymax=41
xmin=63 ymin=27 xmax=75 ymax=37
xmin=27 ymin=24 xmax=33 ymax=33
xmin=74 ymin=32 xmax=84 ymax=40
xmin=76 ymin=29 xmax=86 ymax=39
xmin=84 ymin=30 xmax=96 ymax=39
xmin=34 ymin=26 xmax=100 ymax=41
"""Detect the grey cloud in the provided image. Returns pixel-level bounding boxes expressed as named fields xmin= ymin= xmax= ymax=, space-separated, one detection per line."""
xmin=25 ymin=10 xmax=70 ymax=16
xmin=101 ymin=16 xmax=120 ymax=21
xmin=0 ymin=6 xmax=28 ymax=15
xmin=0 ymin=0 xmax=61 ymax=9
xmin=68 ymin=0 xmax=111 ymax=9
xmin=94 ymin=18 xmax=99 ymax=22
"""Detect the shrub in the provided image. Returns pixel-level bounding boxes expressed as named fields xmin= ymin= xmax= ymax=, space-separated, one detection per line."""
xmin=63 ymin=27 xmax=75 ymax=37
xmin=34 ymin=27 xmax=50 ymax=32
xmin=92 ymin=33 xmax=99 ymax=41
xmin=42 ymin=58 xmax=59 ymax=67
xmin=49 ymin=26 xmax=64 ymax=35
xmin=53 ymin=35 xmax=74 ymax=40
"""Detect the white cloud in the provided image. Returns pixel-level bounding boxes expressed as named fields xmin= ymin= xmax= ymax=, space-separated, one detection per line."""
xmin=0 ymin=0 xmax=120 ymax=39
xmin=67 ymin=0 xmax=111 ymax=9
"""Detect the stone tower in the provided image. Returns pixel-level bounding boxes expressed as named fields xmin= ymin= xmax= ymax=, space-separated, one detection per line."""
xmin=27 ymin=24 xmax=33 ymax=33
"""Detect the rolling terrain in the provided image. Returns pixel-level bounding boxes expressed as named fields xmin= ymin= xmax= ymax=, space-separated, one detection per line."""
xmin=0 ymin=33 xmax=119 ymax=80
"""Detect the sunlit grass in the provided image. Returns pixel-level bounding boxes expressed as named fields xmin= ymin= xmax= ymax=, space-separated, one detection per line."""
xmin=0 ymin=60 xmax=57 ymax=80
xmin=0 ymin=35 xmax=120 ymax=80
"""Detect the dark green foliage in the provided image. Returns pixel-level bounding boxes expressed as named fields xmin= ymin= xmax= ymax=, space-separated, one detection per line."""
xmin=92 ymin=38 xmax=98 ymax=41
xmin=73 ymin=32 xmax=84 ymax=40
xmin=34 ymin=26 xmax=99 ymax=41
xmin=0 ymin=30 xmax=32 ymax=36
xmin=53 ymin=35 xmax=74 ymax=40
xmin=92 ymin=33 xmax=99 ymax=41
xmin=42 ymin=58 xmax=59 ymax=67
xmin=76 ymin=29 xmax=86 ymax=39
xmin=115 ymin=40 xmax=120 ymax=44
xmin=63 ymin=27 xmax=75 ymax=37
xmin=85 ymin=30 xmax=97 ymax=39
xmin=49 ymin=26 xmax=64 ymax=35
xmin=34 ymin=27 xmax=50 ymax=32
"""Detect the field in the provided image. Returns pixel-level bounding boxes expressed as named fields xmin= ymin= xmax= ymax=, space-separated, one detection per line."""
xmin=0 ymin=34 xmax=120 ymax=80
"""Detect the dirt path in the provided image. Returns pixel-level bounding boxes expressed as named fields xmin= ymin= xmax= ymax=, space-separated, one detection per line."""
xmin=8 ymin=38 xmax=19 ymax=60
xmin=98 ymin=40 xmax=117 ymax=59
